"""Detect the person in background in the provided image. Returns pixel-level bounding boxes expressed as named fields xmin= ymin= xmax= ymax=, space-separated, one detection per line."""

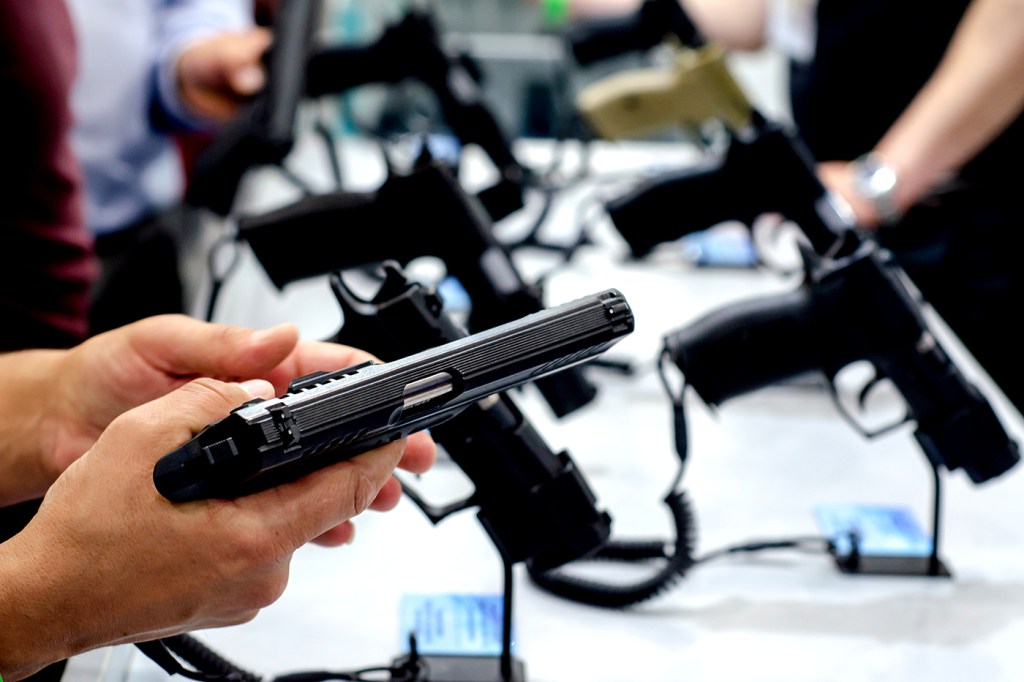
xmin=64 ymin=0 xmax=272 ymax=334
xmin=0 ymin=0 xmax=98 ymax=353
xmin=254 ymin=0 xmax=280 ymax=26
xmin=0 ymin=314 xmax=436 ymax=681
xmin=1 ymin=6 xmax=434 ymax=679
xmin=565 ymin=0 xmax=1024 ymax=415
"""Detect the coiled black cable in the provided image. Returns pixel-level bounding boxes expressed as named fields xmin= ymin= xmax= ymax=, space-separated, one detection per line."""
xmin=136 ymin=634 xmax=260 ymax=682
xmin=136 ymin=631 xmax=425 ymax=682
xmin=526 ymin=489 xmax=697 ymax=609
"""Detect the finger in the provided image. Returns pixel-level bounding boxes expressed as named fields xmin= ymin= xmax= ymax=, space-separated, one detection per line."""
xmin=228 ymin=64 xmax=265 ymax=95
xmin=239 ymin=438 xmax=408 ymax=548
xmin=104 ymin=377 xmax=271 ymax=469
xmin=398 ymin=431 xmax=437 ymax=475
xmin=266 ymin=341 xmax=374 ymax=379
xmin=311 ymin=521 xmax=355 ymax=547
xmin=119 ymin=377 xmax=404 ymax=551
xmin=224 ymin=29 xmax=272 ymax=95
xmin=234 ymin=27 xmax=273 ymax=61
xmin=367 ymin=476 xmax=403 ymax=512
xmin=124 ymin=316 xmax=300 ymax=383
xmin=258 ymin=341 xmax=377 ymax=395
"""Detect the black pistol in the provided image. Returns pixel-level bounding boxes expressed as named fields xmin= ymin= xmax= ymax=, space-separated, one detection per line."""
xmin=328 ymin=263 xmax=619 ymax=571
xmin=236 ymin=156 xmax=599 ymax=418
xmin=662 ymin=239 xmax=1021 ymax=485
xmin=604 ymin=118 xmax=849 ymax=259
xmin=154 ymin=286 xmax=634 ymax=504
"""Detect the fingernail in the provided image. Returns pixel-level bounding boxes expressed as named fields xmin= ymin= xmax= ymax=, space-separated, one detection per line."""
xmin=233 ymin=65 xmax=265 ymax=94
xmin=251 ymin=323 xmax=292 ymax=344
xmin=238 ymin=379 xmax=275 ymax=398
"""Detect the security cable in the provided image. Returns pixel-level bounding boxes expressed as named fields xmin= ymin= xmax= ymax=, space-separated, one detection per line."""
xmin=526 ymin=346 xmax=837 ymax=610
xmin=136 ymin=631 xmax=426 ymax=682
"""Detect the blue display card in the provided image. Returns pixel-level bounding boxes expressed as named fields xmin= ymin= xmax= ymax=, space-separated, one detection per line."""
xmin=398 ymin=593 xmax=512 ymax=656
xmin=814 ymin=503 xmax=933 ymax=557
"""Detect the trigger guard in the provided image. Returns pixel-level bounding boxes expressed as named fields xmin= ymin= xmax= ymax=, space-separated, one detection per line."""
xmin=399 ymin=477 xmax=476 ymax=525
xmin=826 ymin=370 xmax=911 ymax=440
xmin=857 ymin=372 xmax=885 ymax=411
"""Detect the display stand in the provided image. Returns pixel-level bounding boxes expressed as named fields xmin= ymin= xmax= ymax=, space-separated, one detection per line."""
xmin=834 ymin=458 xmax=951 ymax=578
xmin=390 ymin=554 xmax=526 ymax=682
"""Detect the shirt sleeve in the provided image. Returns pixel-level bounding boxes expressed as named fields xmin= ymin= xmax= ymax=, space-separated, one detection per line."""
xmin=153 ymin=0 xmax=256 ymax=130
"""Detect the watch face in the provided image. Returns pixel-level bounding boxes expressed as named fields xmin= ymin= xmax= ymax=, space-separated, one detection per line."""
xmin=863 ymin=164 xmax=898 ymax=198
xmin=853 ymin=154 xmax=901 ymax=223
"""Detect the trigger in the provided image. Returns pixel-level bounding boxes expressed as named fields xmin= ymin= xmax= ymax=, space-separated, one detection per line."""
xmin=857 ymin=371 xmax=885 ymax=411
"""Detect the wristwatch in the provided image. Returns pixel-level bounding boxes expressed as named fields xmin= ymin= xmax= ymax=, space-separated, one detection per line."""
xmin=851 ymin=152 xmax=903 ymax=225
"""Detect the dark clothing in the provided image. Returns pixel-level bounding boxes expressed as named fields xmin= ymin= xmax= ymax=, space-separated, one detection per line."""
xmin=789 ymin=0 xmax=1024 ymax=414
xmin=88 ymin=208 xmax=189 ymax=335
xmin=1 ymin=5 xmax=95 ymax=677
xmin=0 ymin=0 xmax=98 ymax=352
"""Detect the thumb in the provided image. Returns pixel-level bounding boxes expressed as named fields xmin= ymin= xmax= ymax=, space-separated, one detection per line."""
xmin=226 ymin=29 xmax=272 ymax=95
xmin=51 ymin=377 xmax=275 ymax=500
xmin=125 ymin=316 xmax=299 ymax=383
xmin=235 ymin=438 xmax=408 ymax=548
xmin=228 ymin=63 xmax=266 ymax=95
xmin=120 ymin=378 xmax=275 ymax=463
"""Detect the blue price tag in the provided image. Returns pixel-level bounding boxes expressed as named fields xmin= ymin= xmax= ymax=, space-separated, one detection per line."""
xmin=814 ymin=503 xmax=933 ymax=557
xmin=679 ymin=229 xmax=759 ymax=268
xmin=398 ymin=594 xmax=512 ymax=656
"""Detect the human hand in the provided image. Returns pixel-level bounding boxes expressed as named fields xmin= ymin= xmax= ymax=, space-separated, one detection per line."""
xmin=31 ymin=314 xmax=434 ymax=504
xmin=0 ymin=377 xmax=419 ymax=679
xmin=176 ymin=27 xmax=273 ymax=121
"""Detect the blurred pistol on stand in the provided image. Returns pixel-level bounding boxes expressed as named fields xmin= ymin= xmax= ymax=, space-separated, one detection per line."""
xmin=604 ymin=118 xmax=850 ymax=258
xmin=662 ymin=239 xmax=1021 ymax=485
xmin=189 ymin=4 xmax=526 ymax=222
xmin=328 ymin=262 xmax=622 ymax=571
xmin=575 ymin=44 xmax=754 ymax=141
xmin=236 ymin=155 xmax=599 ymax=418
xmin=305 ymin=8 xmax=527 ymax=221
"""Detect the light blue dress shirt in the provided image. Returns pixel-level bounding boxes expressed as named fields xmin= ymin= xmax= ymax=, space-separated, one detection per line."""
xmin=66 ymin=0 xmax=253 ymax=235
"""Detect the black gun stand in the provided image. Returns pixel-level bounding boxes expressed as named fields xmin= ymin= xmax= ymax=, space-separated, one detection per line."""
xmin=392 ymin=548 xmax=526 ymax=681
xmin=834 ymin=457 xmax=951 ymax=578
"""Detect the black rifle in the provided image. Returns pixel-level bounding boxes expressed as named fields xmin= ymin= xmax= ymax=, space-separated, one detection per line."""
xmin=328 ymin=262 xmax=616 ymax=571
xmin=236 ymin=156 xmax=598 ymax=418
xmin=663 ymin=239 xmax=1021 ymax=485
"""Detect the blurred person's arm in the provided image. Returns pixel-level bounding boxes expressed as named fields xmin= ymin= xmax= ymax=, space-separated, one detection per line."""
xmin=155 ymin=0 xmax=271 ymax=125
xmin=819 ymin=0 xmax=1024 ymax=227
xmin=681 ymin=0 xmax=768 ymax=49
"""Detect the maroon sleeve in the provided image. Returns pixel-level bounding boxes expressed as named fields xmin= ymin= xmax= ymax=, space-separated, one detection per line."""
xmin=0 ymin=0 xmax=98 ymax=351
